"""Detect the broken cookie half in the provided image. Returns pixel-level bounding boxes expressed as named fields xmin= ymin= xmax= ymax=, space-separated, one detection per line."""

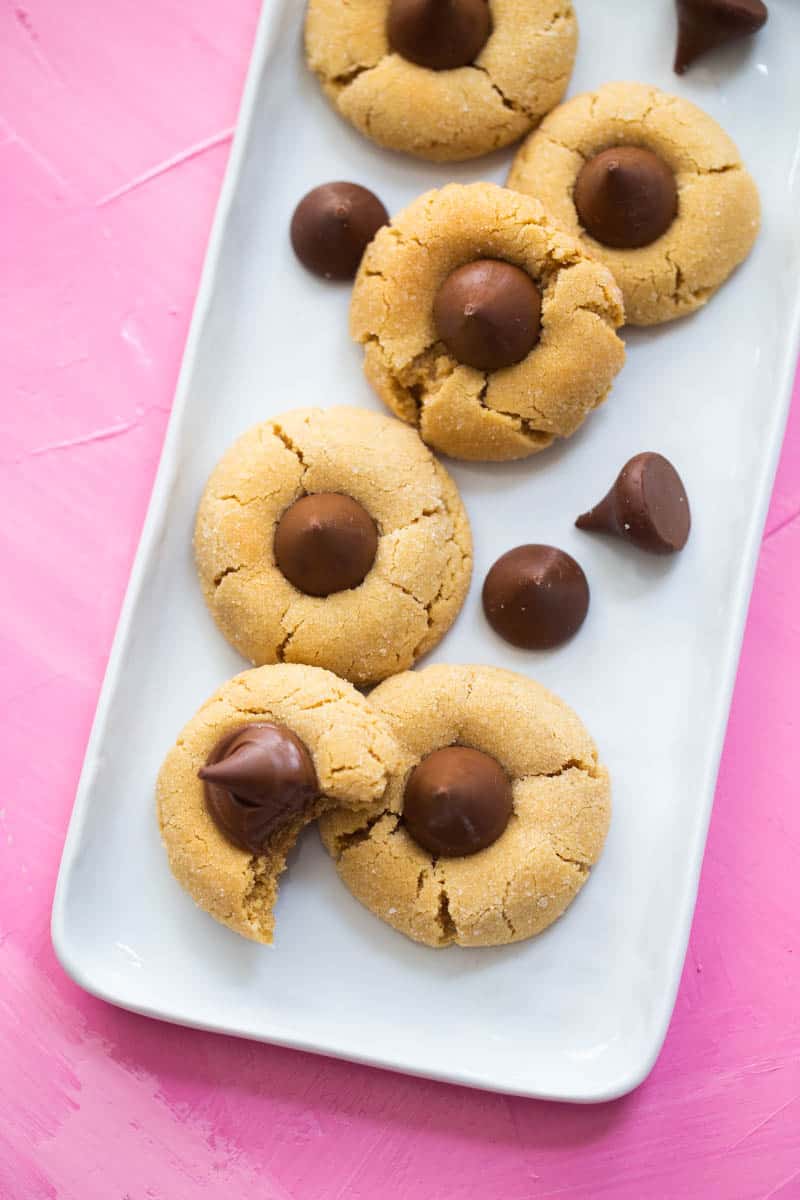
xmin=157 ymin=663 xmax=402 ymax=943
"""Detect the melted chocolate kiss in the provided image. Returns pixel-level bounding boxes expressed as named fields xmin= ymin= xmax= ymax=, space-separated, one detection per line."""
xmin=482 ymin=545 xmax=590 ymax=650
xmin=387 ymin=0 xmax=491 ymax=71
xmin=200 ymin=723 xmax=319 ymax=854
xmin=274 ymin=493 xmax=378 ymax=597
xmin=433 ymin=259 xmax=542 ymax=371
xmin=574 ymin=146 xmax=678 ymax=250
xmin=575 ymin=452 xmax=691 ymax=555
xmin=675 ymin=0 xmax=767 ymax=75
xmin=290 ymin=182 xmax=388 ymax=280
xmin=403 ymin=745 xmax=512 ymax=857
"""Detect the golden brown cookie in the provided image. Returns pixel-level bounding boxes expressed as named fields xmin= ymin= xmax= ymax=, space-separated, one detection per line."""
xmin=320 ymin=664 xmax=611 ymax=947
xmin=194 ymin=407 xmax=472 ymax=685
xmin=507 ymin=81 xmax=760 ymax=326
xmin=350 ymin=183 xmax=626 ymax=461
xmin=304 ymin=0 xmax=578 ymax=162
xmin=157 ymin=664 xmax=402 ymax=943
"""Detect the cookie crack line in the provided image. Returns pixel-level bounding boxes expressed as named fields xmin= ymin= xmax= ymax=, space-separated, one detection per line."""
xmin=436 ymin=885 xmax=457 ymax=945
xmin=214 ymin=490 xmax=280 ymax=508
xmin=333 ymin=809 xmax=396 ymax=858
xmin=540 ymin=758 xmax=600 ymax=781
xmin=471 ymin=63 xmax=531 ymax=121
xmin=270 ymin=421 xmax=309 ymax=475
xmin=213 ymin=563 xmax=245 ymax=588
xmin=500 ymin=874 xmax=517 ymax=938
xmin=552 ymin=848 xmax=590 ymax=873
xmin=326 ymin=61 xmax=374 ymax=94
xmin=474 ymin=376 xmax=551 ymax=445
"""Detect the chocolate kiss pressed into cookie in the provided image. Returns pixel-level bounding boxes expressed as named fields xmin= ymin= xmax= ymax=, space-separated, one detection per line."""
xmin=403 ymin=745 xmax=512 ymax=857
xmin=199 ymin=723 xmax=320 ymax=854
xmin=387 ymin=0 xmax=491 ymax=71
xmin=434 ymin=259 xmax=542 ymax=371
xmin=674 ymin=0 xmax=768 ymax=75
xmin=574 ymin=147 xmax=678 ymax=250
xmin=576 ymin=452 xmax=691 ymax=555
xmin=274 ymin=493 xmax=378 ymax=597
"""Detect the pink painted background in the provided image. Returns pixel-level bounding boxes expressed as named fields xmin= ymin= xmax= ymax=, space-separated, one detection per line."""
xmin=2 ymin=2 xmax=799 ymax=1196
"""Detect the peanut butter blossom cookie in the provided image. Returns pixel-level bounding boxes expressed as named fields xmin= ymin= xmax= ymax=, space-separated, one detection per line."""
xmin=304 ymin=0 xmax=578 ymax=162
xmin=507 ymin=81 xmax=760 ymax=326
xmin=157 ymin=664 xmax=402 ymax=943
xmin=194 ymin=407 xmax=472 ymax=685
xmin=319 ymin=664 xmax=611 ymax=948
xmin=350 ymin=183 xmax=626 ymax=462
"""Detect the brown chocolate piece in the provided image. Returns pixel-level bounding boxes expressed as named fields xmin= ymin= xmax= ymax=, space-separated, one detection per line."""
xmin=274 ymin=493 xmax=378 ymax=597
xmin=387 ymin=0 xmax=491 ymax=71
xmin=290 ymin=182 xmax=388 ymax=280
xmin=403 ymin=745 xmax=512 ymax=857
xmin=675 ymin=0 xmax=767 ymax=75
xmin=199 ymin=723 xmax=319 ymax=854
xmin=575 ymin=452 xmax=691 ymax=555
xmin=482 ymin=545 xmax=589 ymax=650
xmin=573 ymin=147 xmax=678 ymax=250
xmin=433 ymin=259 xmax=542 ymax=371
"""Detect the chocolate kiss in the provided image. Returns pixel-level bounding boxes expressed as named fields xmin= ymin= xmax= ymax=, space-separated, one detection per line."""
xmin=575 ymin=452 xmax=691 ymax=556
xmin=674 ymin=0 xmax=768 ymax=75
xmin=199 ymin=724 xmax=319 ymax=853
xmin=199 ymin=741 xmax=286 ymax=800
xmin=387 ymin=0 xmax=491 ymax=72
xmin=574 ymin=147 xmax=677 ymax=250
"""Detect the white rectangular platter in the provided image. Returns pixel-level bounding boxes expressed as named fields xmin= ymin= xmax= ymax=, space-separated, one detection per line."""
xmin=52 ymin=0 xmax=800 ymax=1101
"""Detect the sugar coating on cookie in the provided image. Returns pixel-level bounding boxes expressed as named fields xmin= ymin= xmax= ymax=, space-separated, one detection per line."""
xmin=304 ymin=0 xmax=577 ymax=162
xmin=350 ymin=183 xmax=625 ymax=462
xmin=319 ymin=664 xmax=611 ymax=948
xmin=194 ymin=407 xmax=472 ymax=685
xmin=157 ymin=664 xmax=402 ymax=943
xmin=507 ymin=81 xmax=760 ymax=326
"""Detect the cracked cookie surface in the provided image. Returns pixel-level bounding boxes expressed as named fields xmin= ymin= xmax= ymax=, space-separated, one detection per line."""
xmin=319 ymin=664 xmax=611 ymax=947
xmin=194 ymin=406 xmax=472 ymax=685
xmin=507 ymin=81 xmax=760 ymax=326
xmin=304 ymin=0 xmax=577 ymax=162
xmin=350 ymin=183 xmax=625 ymax=461
xmin=157 ymin=663 xmax=402 ymax=943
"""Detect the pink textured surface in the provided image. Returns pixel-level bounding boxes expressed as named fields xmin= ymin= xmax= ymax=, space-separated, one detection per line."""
xmin=2 ymin=2 xmax=799 ymax=1196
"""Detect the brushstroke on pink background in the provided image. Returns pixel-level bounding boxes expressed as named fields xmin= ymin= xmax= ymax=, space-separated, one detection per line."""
xmin=1 ymin=3 xmax=799 ymax=1197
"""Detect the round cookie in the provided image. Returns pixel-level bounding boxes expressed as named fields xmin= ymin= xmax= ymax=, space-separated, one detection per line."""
xmin=319 ymin=665 xmax=611 ymax=947
xmin=350 ymin=183 xmax=626 ymax=461
xmin=157 ymin=663 xmax=402 ymax=943
xmin=194 ymin=407 xmax=472 ymax=685
xmin=507 ymin=81 xmax=760 ymax=326
xmin=304 ymin=0 xmax=577 ymax=162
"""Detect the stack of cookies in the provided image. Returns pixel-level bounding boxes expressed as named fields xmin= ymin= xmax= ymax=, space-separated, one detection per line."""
xmin=158 ymin=0 xmax=763 ymax=950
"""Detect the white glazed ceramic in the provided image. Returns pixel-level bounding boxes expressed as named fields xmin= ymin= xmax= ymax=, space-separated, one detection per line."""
xmin=52 ymin=0 xmax=800 ymax=1101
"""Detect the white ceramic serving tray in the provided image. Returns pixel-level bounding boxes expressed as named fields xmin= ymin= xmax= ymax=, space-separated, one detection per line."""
xmin=52 ymin=0 xmax=800 ymax=1101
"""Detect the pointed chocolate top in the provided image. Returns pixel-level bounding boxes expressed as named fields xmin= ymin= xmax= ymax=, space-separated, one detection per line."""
xmin=403 ymin=745 xmax=512 ymax=857
xmin=387 ymin=0 xmax=491 ymax=71
xmin=199 ymin=723 xmax=319 ymax=853
xmin=274 ymin=493 xmax=378 ymax=597
xmin=573 ymin=147 xmax=677 ymax=250
xmin=674 ymin=0 xmax=768 ymax=75
xmin=576 ymin=452 xmax=691 ymax=555
xmin=433 ymin=259 xmax=542 ymax=371
xmin=482 ymin=545 xmax=590 ymax=650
